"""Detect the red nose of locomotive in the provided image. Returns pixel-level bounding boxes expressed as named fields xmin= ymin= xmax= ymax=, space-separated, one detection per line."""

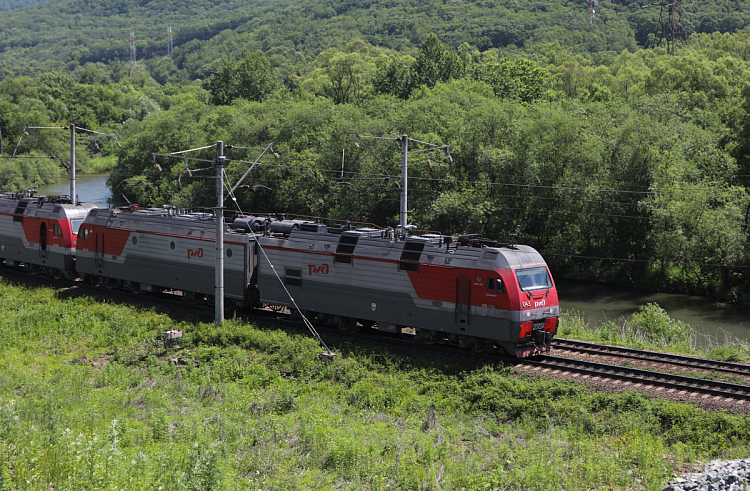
xmin=512 ymin=264 xmax=558 ymax=356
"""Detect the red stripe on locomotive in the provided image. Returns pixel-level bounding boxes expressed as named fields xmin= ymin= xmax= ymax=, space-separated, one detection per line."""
xmin=20 ymin=217 xmax=76 ymax=249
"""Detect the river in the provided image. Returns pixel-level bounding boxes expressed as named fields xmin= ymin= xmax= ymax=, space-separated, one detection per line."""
xmin=35 ymin=174 xmax=750 ymax=344
xmin=36 ymin=173 xmax=112 ymax=208
xmin=557 ymin=280 xmax=750 ymax=346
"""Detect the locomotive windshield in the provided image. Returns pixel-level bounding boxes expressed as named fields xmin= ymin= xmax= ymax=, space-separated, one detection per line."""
xmin=70 ymin=219 xmax=84 ymax=235
xmin=516 ymin=267 xmax=552 ymax=292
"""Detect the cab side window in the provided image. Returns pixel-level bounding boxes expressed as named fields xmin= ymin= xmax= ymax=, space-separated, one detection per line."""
xmin=53 ymin=224 xmax=62 ymax=236
xmin=79 ymin=228 xmax=89 ymax=240
xmin=487 ymin=276 xmax=504 ymax=293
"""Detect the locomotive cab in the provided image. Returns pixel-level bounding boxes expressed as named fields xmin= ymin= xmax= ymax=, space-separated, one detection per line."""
xmin=490 ymin=246 xmax=559 ymax=357
xmin=515 ymin=265 xmax=558 ymax=352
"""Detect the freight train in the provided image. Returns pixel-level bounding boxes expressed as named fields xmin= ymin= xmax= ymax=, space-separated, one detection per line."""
xmin=0 ymin=191 xmax=559 ymax=357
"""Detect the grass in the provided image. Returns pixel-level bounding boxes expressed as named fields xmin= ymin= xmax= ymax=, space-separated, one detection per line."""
xmin=0 ymin=279 xmax=749 ymax=490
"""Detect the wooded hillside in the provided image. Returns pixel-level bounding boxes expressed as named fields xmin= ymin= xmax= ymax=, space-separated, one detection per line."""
xmin=1 ymin=0 xmax=750 ymax=301
xmin=0 ymin=0 xmax=749 ymax=81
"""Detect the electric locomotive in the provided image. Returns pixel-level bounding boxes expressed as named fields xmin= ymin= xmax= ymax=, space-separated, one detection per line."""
xmin=0 ymin=191 xmax=96 ymax=279
xmin=248 ymin=219 xmax=559 ymax=356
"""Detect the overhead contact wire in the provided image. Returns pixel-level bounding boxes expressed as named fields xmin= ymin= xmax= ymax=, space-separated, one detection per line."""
xmin=221 ymin=162 xmax=334 ymax=356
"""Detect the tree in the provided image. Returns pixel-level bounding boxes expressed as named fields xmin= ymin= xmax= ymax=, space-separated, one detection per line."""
xmin=373 ymin=55 xmax=415 ymax=99
xmin=471 ymin=58 xmax=549 ymax=103
xmin=412 ymin=33 xmax=465 ymax=90
xmin=374 ymin=34 xmax=465 ymax=100
xmin=204 ymin=50 xmax=279 ymax=105
xmin=299 ymin=47 xmax=377 ymax=105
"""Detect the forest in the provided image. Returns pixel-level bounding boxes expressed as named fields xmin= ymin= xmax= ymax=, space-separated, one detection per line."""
xmin=0 ymin=0 xmax=750 ymax=303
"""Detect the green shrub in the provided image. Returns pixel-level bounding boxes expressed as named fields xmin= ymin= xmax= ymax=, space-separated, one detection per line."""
xmin=627 ymin=303 xmax=692 ymax=348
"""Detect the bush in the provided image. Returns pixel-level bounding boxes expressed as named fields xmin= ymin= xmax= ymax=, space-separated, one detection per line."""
xmin=627 ymin=303 xmax=692 ymax=348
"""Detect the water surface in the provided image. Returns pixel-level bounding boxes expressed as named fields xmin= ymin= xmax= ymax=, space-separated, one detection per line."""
xmin=557 ymin=280 xmax=750 ymax=345
xmin=36 ymin=173 xmax=112 ymax=208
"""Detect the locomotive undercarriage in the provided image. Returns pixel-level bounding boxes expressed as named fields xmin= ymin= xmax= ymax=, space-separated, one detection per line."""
xmin=1 ymin=260 xmax=71 ymax=281
xmin=282 ymin=305 xmax=548 ymax=355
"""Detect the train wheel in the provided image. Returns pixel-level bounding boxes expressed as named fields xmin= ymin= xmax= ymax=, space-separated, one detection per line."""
xmin=28 ymin=264 xmax=40 ymax=275
xmin=417 ymin=329 xmax=439 ymax=345
xmin=52 ymin=269 xmax=62 ymax=280
xmin=465 ymin=336 xmax=488 ymax=353
xmin=130 ymin=282 xmax=141 ymax=294
xmin=336 ymin=316 xmax=356 ymax=331
xmin=328 ymin=315 xmax=346 ymax=330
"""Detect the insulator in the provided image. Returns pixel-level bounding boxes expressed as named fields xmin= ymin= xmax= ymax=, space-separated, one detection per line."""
xmin=426 ymin=158 xmax=432 ymax=167
xmin=354 ymin=142 xmax=359 ymax=148
xmin=187 ymin=170 xmax=192 ymax=177
xmin=273 ymin=152 xmax=279 ymax=159
xmin=154 ymin=163 xmax=162 ymax=172
xmin=447 ymin=155 xmax=454 ymax=163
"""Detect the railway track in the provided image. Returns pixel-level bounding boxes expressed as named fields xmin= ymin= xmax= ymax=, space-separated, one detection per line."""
xmin=521 ymin=354 xmax=750 ymax=403
xmin=551 ymin=338 xmax=750 ymax=378
xmin=4 ymin=265 xmax=750 ymax=408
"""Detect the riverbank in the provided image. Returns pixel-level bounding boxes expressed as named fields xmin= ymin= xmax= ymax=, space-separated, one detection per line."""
xmin=558 ymin=280 xmax=750 ymax=348
xmin=560 ymin=303 xmax=750 ymax=362
xmin=0 ymin=278 xmax=749 ymax=490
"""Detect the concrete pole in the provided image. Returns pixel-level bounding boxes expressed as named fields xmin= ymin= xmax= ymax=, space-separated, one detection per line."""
xmin=215 ymin=141 xmax=225 ymax=325
xmin=70 ymin=124 xmax=76 ymax=203
xmin=399 ymin=134 xmax=408 ymax=238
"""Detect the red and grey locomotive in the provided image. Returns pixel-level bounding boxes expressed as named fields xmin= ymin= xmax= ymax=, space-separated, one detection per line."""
xmin=0 ymin=192 xmax=559 ymax=357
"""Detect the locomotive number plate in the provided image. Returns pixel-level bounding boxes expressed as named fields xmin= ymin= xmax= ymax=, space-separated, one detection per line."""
xmin=532 ymin=322 xmax=545 ymax=331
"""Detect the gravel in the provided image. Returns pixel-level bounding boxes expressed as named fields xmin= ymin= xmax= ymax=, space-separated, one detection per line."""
xmin=664 ymin=459 xmax=750 ymax=491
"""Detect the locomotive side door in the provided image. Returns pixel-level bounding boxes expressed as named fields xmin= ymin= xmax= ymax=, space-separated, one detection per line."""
xmin=95 ymin=233 xmax=104 ymax=269
xmin=455 ymin=273 xmax=471 ymax=325
xmin=244 ymin=240 xmax=258 ymax=286
xmin=244 ymin=240 xmax=259 ymax=308
xmin=39 ymin=222 xmax=47 ymax=260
